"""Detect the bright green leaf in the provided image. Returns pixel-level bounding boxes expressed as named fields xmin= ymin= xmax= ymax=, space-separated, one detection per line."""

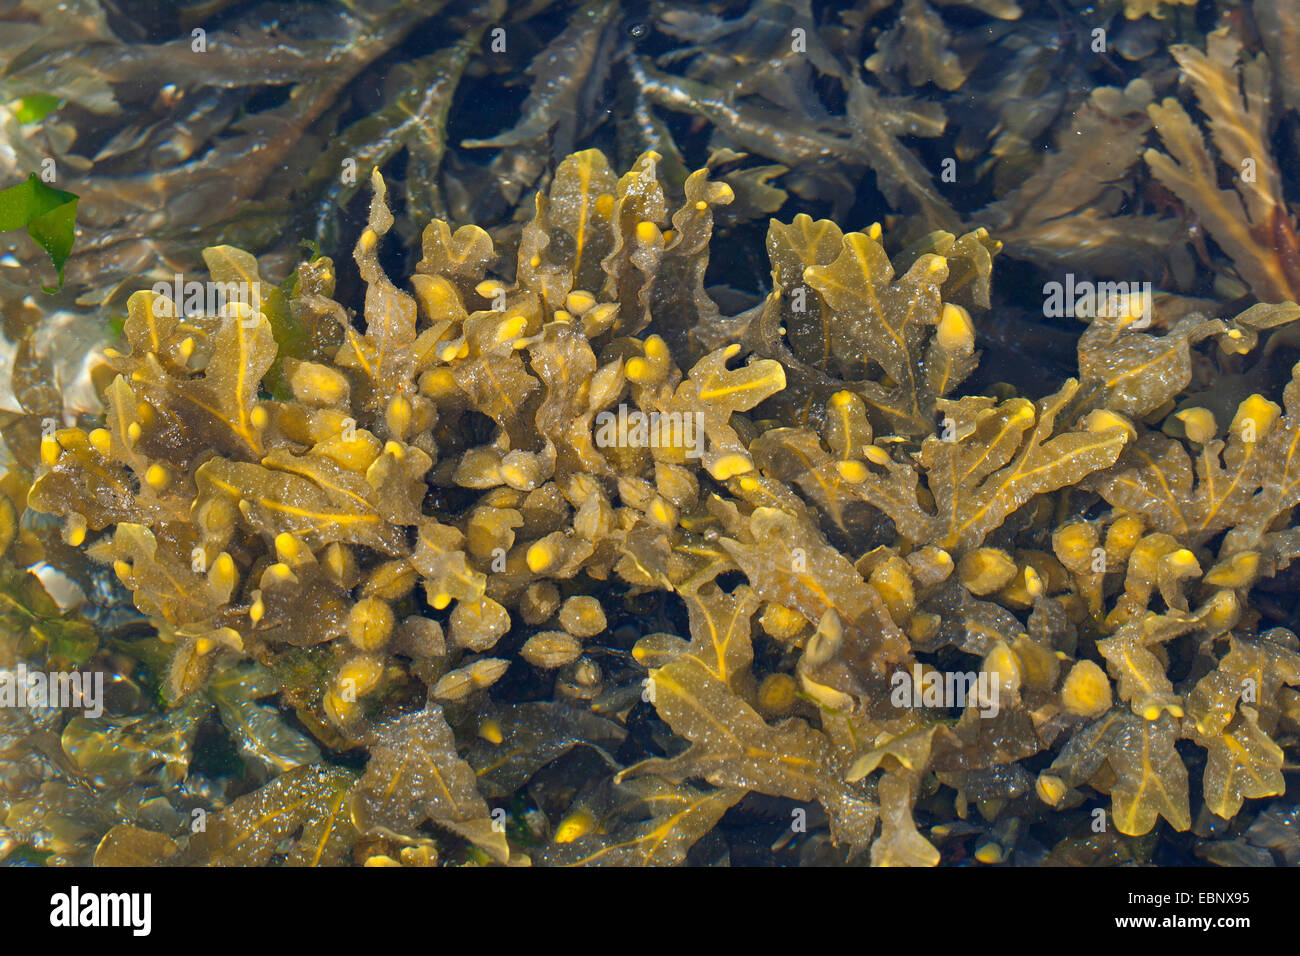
xmin=0 ymin=173 xmax=80 ymax=292
xmin=13 ymin=94 xmax=63 ymax=124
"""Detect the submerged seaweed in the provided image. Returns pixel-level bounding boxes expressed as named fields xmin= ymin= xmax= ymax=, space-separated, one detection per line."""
xmin=4 ymin=0 xmax=1300 ymax=867
xmin=2 ymin=142 xmax=1299 ymax=866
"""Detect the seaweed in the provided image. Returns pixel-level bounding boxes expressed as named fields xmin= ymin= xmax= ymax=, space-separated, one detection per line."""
xmin=9 ymin=0 xmax=1300 ymax=866
xmin=1144 ymin=21 xmax=1300 ymax=303
xmin=9 ymin=141 xmax=1300 ymax=867
xmin=0 ymin=174 xmax=78 ymax=291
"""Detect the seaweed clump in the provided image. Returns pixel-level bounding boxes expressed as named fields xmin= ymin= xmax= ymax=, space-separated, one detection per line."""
xmin=12 ymin=147 xmax=1300 ymax=866
xmin=1144 ymin=11 xmax=1300 ymax=304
